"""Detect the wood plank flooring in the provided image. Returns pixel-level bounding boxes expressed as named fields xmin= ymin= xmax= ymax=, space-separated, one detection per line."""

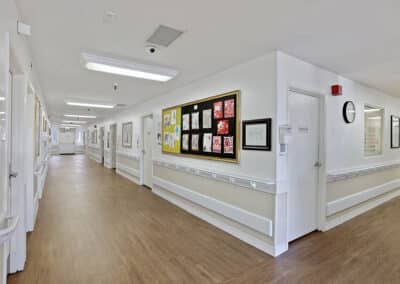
xmin=8 ymin=155 xmax=400 ymax=283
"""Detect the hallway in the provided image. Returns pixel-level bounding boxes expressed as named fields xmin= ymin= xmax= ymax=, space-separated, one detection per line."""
xmin=7 ymin=155 xmax=400 ymax=283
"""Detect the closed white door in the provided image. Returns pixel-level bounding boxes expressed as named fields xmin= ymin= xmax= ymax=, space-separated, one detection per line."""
xmin=100 ymin=127 xmax=104 ymax=163
xmin=288 ymin=91 xmax=320 ymax=242
xmin=0 ymin=32 xmax=11 ymax=283
xmin=110 ymin=124 xmax=117 ymax=169
xmin=143 ymin=116 xmax=153 ymax=188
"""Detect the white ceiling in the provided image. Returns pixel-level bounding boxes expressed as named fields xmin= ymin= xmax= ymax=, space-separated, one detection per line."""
xmin=15 ymin=0 xmax=400 ymax=124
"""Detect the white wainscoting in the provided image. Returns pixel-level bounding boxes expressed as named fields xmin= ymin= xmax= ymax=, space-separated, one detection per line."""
xmin=153 ymin=177 xmax=277 ymax=256
xmin=153 ymin=176 xmax=273 ymax=236
xmin=325 ymin=188 xmax=400 ymax=231
xmin=327 ymin=178 xmax=400 ymax=216
xmin=87 ymin=146 xmax=102 ymax=163
xmin=116 ymin=151 xmax=140 ymax=160
xmin=116 ymin=163 xmax=140 ymax=184
xmin=327 ymin=160 xmax=400 ymax=183
xmin=153 ymin=159 xmax=276 ymax=194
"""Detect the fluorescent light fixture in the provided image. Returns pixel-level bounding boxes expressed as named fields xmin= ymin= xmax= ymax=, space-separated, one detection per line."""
xmin=0 ymin=112 xmax=4 ymax=115
xmin=81 ymin=52 xmax=178 ymax=82
xmin=0 ymin=97 xmax=5 ymax=101
xmin=67 ymin=102 xmax=114 ymax=109
xmin=64 ymin=114 xmax=97 ymax=119
xmin=367 ymin=116 xmax=381 ymax=120
xmin=63 ymin=120 xmax=87 ymax=124
xmin=364 ymin=108 xmax=381 ymax=113
xmin=61 ymin=124 xmax=80 ymax=127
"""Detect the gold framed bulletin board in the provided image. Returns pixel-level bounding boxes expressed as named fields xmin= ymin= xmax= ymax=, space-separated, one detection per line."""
xmin=162 ymin=106 xmax=182 ymax=154
xmin=162 ymin=90 xmax=240 ymax=163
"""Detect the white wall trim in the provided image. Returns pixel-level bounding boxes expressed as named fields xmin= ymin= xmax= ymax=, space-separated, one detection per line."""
xmin=116 ymin=151 xmax=140 ymax=160
xmin=116 ymin=163 xmax=140 ymax=184
xmin=324 ymin=188 xmax=400 ymax=231
xmin=153 ymin=176 xmax=273 ymax=237
xmin=327 ymin=160 xmax=400 ymax=183
xmin=153 ymin=159 xmax=276 ymax=194
xmin=152 ymin=185 xmax=278 ymax=256
xmin=326 ymin=178 xmax=400 ymax=216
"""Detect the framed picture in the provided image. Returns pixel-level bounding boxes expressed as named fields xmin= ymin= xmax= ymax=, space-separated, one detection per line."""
xmin=242 ymin=118 xmax=272 ymax=151
xmin=162 ymin=106 xmax=181 ymax=154
xmin=122 ymin=122 xmax=133 ymax=148
xmin=391 ymin=115 xmax=400 ymax=148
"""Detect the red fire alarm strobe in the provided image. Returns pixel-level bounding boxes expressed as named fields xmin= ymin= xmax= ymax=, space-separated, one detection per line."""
xmin=331 ymin=84 xmax=343 ymax=96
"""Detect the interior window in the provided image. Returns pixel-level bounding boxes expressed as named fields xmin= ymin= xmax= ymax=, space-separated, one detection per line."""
xmin=364 ymin=105 xmax=384 ymax=156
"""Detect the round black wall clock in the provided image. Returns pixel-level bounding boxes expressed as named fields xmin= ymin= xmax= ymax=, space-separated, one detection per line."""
xmin=343 ymin=101 xmax=356 ymax=123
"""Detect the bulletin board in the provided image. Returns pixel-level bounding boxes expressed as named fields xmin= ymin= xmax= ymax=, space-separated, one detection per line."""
xmin=180 ymin=90 xmax=240 ymax=163
xmin=162 ymin=106 xmax=182 ymax=154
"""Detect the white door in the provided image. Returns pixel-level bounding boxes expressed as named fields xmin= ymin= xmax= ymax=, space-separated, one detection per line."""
xmin=110 ymin=124 xmax=117 ymax=169
xmin=0 ymin=32 xmax=11 ymax=283
xmin=100 ymin=127 xmax=105 ymax=164
xmin=9 ymin=74 xmax=27 ymax=273
xmin=287 ymin=91 xmax=320 ymax=242
xmin=143 ymin=116 xmax=153 ymax=188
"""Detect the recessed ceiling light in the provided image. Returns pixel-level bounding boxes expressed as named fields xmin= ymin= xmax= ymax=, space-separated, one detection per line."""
xmin=0 ymin=97 xmax=5 ymax=101
xmin=81 ymin=52 xmax=178 ymax=82
xmin=63 ymin=120 xmax=87 ymax=124
xmin=0 ymin=112 xmax=4 ymax=115
xmin=64 ymin=114 xmax=97 ymax=119
xmin=66 ymin=102 xmax=114 ymax=109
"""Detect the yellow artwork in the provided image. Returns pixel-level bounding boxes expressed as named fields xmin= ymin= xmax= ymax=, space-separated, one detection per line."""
xmin=162 ymin=106 xmax=181 ymax=154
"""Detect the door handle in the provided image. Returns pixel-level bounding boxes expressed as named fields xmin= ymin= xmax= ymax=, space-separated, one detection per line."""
xmin=9 ymin=171 xmax=18 ymax=178
xmin=314 ymin=161 xmax=322 ymax=168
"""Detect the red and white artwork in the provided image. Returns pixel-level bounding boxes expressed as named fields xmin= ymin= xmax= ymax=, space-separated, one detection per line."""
xmin=224 ymin=99 xmax=235 ymax=118
xmin=212 ymin=136 xmax=222 ymax=153
xmin=213 ymin=101 xmax=223 ymax=119
xmin=224 ymin=136 xmax=234 ymax=154
xmin=217 ymin=120 xmax=229 ymax=135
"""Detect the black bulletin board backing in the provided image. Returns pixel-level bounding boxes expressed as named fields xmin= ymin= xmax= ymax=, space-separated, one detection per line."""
xmin=180 ymin=90 xmax=240 ymax=163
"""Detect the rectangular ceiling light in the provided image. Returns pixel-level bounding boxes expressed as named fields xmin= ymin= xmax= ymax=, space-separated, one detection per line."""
xmin=64 ymin=114 xmax=97 ymax=119
xmin=63 ymin=120 xmax=87 ymax=124
xmin=0 ymin=97 xmax=5 ymax=101
xmin=60 ymin=124 xmax=80 ymax=127
xmin=67 ymin=102 xmax=114 ymax=109
xmin=81 ymin=52 xmax=178 ymax=82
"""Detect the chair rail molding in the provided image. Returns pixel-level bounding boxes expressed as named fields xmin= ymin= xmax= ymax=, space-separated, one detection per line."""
xmin=116 ymin=151 xmax=140 ymax=160
xmin=153 ymin=159 xmax=276 ymax=194
xmin=327 ymin=160 xmax=400 ymax=183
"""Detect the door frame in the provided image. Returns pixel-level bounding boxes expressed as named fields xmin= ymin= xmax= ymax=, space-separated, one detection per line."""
xmin=110 ymin=123 xmax=117 ymax=169
xmin=140 ymin=113 xmax=153 ymax=187
xmin=287 ymin=86 xmax=327 ymax=233
xmin=100 ymin=126 xmax=105 ymax=164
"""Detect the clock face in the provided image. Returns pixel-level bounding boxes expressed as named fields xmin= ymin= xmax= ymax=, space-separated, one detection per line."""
xmin=343 ymin=101 xmax=356 ymax=123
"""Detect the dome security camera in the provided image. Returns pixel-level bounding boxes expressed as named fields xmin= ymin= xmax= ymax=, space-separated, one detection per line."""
xmin=113 ymin=83 xmax=118 ymax=91
xmin=146 ymin=45 xmax=158 ymax=54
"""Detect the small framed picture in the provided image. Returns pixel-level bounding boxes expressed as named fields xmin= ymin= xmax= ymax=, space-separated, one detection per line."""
xmin=202 ymin=109 xmax=212 ymax=129
xmin=223 ymin=136 xmax=234 ymax=154
xmin=224 ymin=99 xmax=235 ymax=118
xmin=191 ymin=134 xmax=199 ymax=151
xmin=391 ymin=115 xmax=400 ymax=148
xmin=212 ymin=136 xmax=222 ymax=153
xmin=182 ymin=134 xmax=189 ymax=151
xmin=217 ymin=120 xmax=229 ymax=135
xmin=122 ymin=122 xmax=133 ymax=148
xmin=203 ymin=133 xmax=212 ymax=152
xmin=191 ymin=112 xmax=199 ymax=130
xmin=213 ymin=101 xmax=223 ymax=119
xmin=242 ymin=118 xmax=272 ymax=151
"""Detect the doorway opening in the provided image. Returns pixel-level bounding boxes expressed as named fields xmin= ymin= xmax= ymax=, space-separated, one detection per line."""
xmin=141 ymin=114 xmax=153 ymax=189
xmin=287 ymin=89 xmax=324 ymax=242
xmin=110 ymin=124 xmax=117 ymax=169
xmin=100 ymin=126 xmax=105 ymax=164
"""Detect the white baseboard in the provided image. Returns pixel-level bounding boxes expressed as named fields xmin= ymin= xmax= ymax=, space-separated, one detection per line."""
xmin=324 ymin=188 xmax=400 ymax=231
xmin=153 ymin=186 xmax=277 ymax=257
xmin=87 ymin=154 xmax=102 ymax=163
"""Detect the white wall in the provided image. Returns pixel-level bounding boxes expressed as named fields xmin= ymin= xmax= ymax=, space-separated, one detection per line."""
xmin=90 ymin=52 xmax=277 ymax=180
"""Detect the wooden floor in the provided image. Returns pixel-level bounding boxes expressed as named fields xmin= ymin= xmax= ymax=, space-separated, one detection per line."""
xmin=7 ymin=155 xmax=400 ymax=283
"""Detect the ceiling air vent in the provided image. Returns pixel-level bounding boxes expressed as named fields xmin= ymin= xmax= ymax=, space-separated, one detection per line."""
xmin=115 ymin=104 xmax=127 ymax=108
xmin=147 ymin=25 xmax=183 ymax=47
